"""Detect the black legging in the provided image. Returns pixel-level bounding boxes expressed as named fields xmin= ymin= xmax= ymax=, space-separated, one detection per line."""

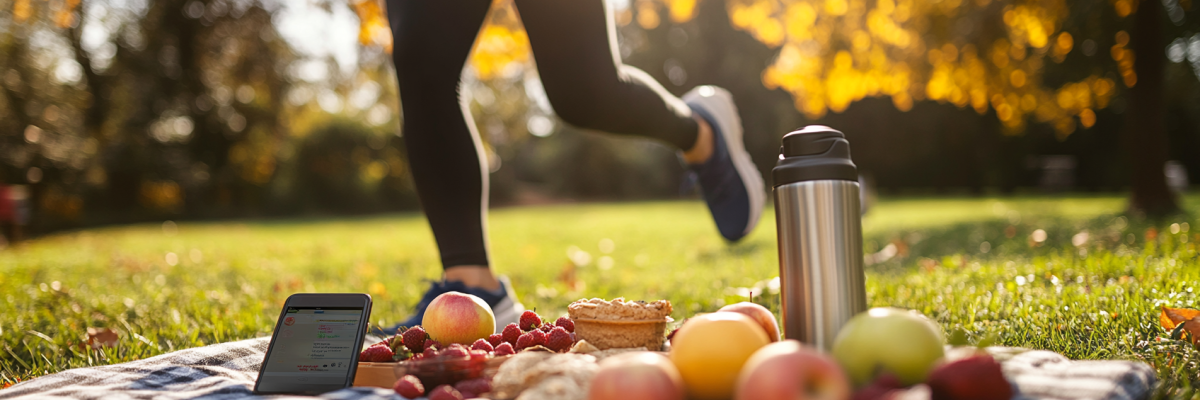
xmin=387 ymin=0 xmax=699 ymax=268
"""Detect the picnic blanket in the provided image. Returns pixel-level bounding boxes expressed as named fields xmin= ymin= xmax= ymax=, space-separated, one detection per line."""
xmin=0 ymin=338 xmax=396 ymax=400
xmin=0 ymin=337 xmax=1157 ymax=400
xmin=985 ymin=347 xmax=1157 ymax=400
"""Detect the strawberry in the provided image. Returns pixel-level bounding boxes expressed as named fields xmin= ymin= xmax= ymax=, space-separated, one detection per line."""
xmin=393 ymin=374 xmax=425 ymax=398
xmin=441 ymin=344 xmax=470 ymax=358
xmin=402 ymin=326 xmax=428 ymax=353
xmin=455 ymin=378 xmax=492 ymax=397
xmin=555 ymin=317 xmax=574 ymax=333
xmin=502 ymin=323 xmax=523 ymax=345
xmin=927 ymin=356 xmax=1012 ymax=400
xmin=667 ymin=327 xmax=680 ymax=343
xmin=388 ymin=335 xmax=406 ymax=353
xmin=428 ymin=384 xmax=465 ymax=400
xmin=486 ymin=333 xmax=503 ymax=347
xmin=515 ymin=332 xmax=536 ymax=350
xmin=530 ymin=328 xmax=547 ymax=347
xmin=472 ymin=338 xmax=494 ymax=352
xmin=359 ymin=345 xmax=394 ymax=362
xmin=423 ymin=347 xmax=438 ymax=358
xmin=425 ymin=339 xmax=441 ymax=351
xmin=392 ymin=346 xmax=413 ymax=361
xmin=545 ymin=326 xmax=573 ymax=352
xmin=469 ymin=349 xmax=489 ymax=363
xmin=494 ymin=342 xmax=515 ymax=356
xmin=519 ymin=310 xmax=542 ymax=331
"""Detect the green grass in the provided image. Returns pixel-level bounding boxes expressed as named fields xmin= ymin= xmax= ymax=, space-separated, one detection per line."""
xmin=3 ymin=194 xmax=1200 ymax=397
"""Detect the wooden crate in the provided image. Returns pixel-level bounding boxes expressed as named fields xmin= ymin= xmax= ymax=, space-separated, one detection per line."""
xmin=352 ymin=362 xmax=398 ymax=388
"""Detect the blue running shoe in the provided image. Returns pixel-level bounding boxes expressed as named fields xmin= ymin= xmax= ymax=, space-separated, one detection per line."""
xmin=378 ymin=275 xmax=524 ymax=335
xmin=683 ymin=86 xmax=765 ymax=242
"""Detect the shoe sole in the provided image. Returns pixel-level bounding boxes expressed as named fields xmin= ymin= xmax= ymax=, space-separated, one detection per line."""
xmin=492 ymin=276 xmax=524 ymax=332
xmin=684 ymin=86 xmax=765 ymax=239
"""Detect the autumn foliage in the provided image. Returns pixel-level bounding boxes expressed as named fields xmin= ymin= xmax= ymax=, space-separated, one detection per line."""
xmin=6 ymin=0 xmax=1178 ymax=140
xmin=713 ymin=0 xmax=1123 ymax=137
xmin=351 ymin=0 xmax=532 ymax=80
xmin=12 ymin=0 xmax=80 ymax=28
xmin=346 ymin=0 xmax=1137 ymax=138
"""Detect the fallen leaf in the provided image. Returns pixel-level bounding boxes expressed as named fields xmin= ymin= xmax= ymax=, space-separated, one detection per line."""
xmin=1160 ymin=306 xmax=1200 ymax=330
xmin=1160 ymin=307 xmax=1200 ymax=346
xmin=558 ymin=260 xmax=583 ymax=292
xmin=87 ymin=327 xmax=119 ymax=349
xmin=1183 ymin=317 xmax=1200 ymax=347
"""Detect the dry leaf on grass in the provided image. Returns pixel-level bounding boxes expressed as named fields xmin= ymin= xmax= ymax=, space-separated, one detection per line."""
xmin=558 ymin=261 xmax=584 ymax=292
xmin=1159 ymin=306 xmax=1200 ymax=345
xmin=87 ymin=327 xmax=119 ymax=349
xmin=1159 ymin=306 xmax=1200 ymax=330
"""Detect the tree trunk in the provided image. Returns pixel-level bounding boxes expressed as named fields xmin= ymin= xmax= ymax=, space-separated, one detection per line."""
xmin=1124 ymin=0 xmax=1179 ymax=216
xmin=68 ymin=22 xmax=107 ymax=142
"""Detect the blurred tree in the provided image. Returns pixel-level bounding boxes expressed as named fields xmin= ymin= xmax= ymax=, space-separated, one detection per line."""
xmin=4 ymin=0 xmax=1194 ymax=232
xmin=1124 ymin=0 xmax=1176 ymax=214
xmin=3 ymin=0 xmax=338 ymax=228
xmin=288 ymin=117 xmax=415 ymax=214
xmin=623 ymin=0 xmax=1191 ymax=215
xmin=353 ymin=0 xmax=1195 ymax=213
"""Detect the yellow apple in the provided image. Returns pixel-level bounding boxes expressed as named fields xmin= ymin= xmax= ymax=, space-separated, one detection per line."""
xmin=669 ymin=312 xmax=770 ymax=400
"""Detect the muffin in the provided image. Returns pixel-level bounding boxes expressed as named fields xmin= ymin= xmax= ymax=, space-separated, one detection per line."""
xmin=567 ymin=298 xmax=673 ymax=351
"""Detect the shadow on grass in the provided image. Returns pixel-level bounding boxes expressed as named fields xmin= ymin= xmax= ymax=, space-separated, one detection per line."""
xmin=863 ymin=209 xmax=1196 ymax=276
xmin=858 ymin=208 xmax=1199 ymax=398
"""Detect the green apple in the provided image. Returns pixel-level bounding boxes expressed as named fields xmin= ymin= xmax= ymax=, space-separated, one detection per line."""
xmin=831 ymin=307 xmax=945 ymax=387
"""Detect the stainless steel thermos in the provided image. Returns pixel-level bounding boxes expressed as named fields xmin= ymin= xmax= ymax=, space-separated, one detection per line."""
xmin=773 ymin=125 xmax=867 ymax=350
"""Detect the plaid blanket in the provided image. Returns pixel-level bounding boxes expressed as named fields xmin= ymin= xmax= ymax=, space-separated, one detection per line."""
xmin=0 ymin=339 xmax=1156 ymax=399
xmin=986 ymin=347 xmax=1157 ymax=400
xmin=0 ymin=337 xmax=399 ymax=400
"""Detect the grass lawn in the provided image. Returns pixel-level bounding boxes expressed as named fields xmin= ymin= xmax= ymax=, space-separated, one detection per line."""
xmin=3 ymin=193 xmax=1200 ymax=397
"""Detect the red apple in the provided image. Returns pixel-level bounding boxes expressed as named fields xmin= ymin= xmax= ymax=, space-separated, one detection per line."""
xmin=735 ymin=340 xmax=850 ymax=400
xmin=589 ymin=352 xmax=684 ymax=400
xmin=719 ymin=302 xmax=782 ymax=342
xmin=422 ymin=292 xmax=496 ymax=345
xmin=926 ymin=355 xmax=1012 ymax=400
xmin=850 ymin=374 xmax=904 ymax=400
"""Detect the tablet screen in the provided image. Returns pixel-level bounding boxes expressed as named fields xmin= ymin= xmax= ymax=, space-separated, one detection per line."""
xmin=256 ymin=307 xmax=365 ymax=393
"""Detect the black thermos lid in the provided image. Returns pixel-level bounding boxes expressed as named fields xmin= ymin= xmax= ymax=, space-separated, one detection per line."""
xmin=772 ymin=125 xmax=858 ymax=187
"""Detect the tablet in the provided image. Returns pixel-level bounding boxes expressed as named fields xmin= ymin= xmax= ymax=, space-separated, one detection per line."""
xmin=253 ymin=293 xmax=372 ymax=395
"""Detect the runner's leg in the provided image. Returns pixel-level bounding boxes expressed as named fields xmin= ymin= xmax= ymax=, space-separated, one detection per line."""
xmin=514 ymin=0 xmax=701 ymax=152
xmin=513 ymin=0 xmax=764 ymax=242
xmin=387 ymin=0 xmax=495 ymax=274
